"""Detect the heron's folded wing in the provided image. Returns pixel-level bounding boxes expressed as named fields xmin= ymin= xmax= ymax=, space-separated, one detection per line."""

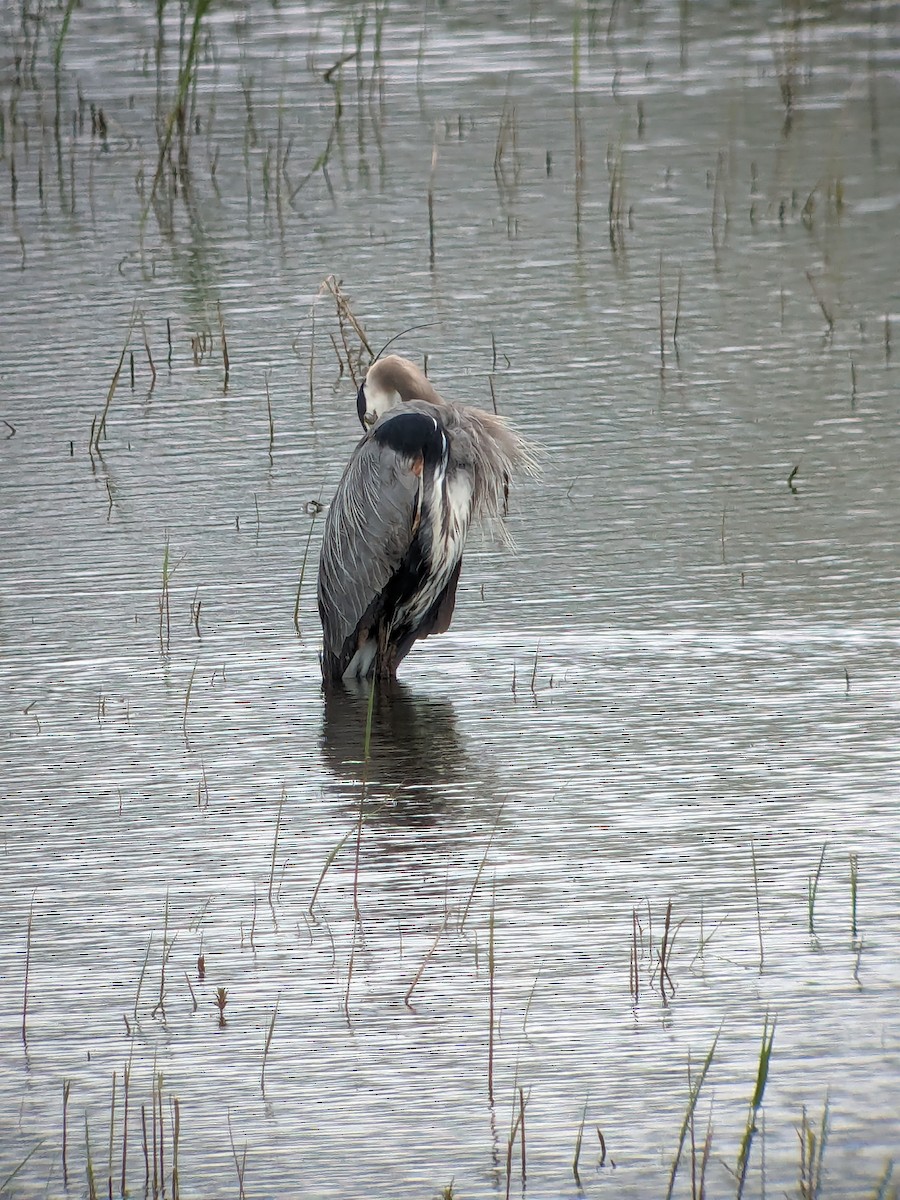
xmin=317 ymin=434 xmax=423 ymax=666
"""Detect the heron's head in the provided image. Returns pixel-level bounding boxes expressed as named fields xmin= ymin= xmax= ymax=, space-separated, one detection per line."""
xmin=357 ymin=355 xmax=444 ymax=430
xmin=356 ymin=374 xmax=398 ymax=430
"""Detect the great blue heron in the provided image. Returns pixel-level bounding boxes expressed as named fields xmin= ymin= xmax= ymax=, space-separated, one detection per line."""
xmin=317 ymin=354 xmax=537 ymax=683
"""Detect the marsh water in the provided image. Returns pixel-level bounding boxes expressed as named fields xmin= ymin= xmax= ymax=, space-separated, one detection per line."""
xmin=2 ymin=1 xmax=900 ymax=1196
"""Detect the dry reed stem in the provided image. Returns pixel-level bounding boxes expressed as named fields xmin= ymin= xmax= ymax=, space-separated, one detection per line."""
xmin=172 ymin=1097 xmax=180 ymax=1199
xmin=673 ymin=269 xmax=684 ymax=345
xmin=62 ymin=1080 xmax=71 ymax=1187
xmin=320 ymin=274 xmax=373 ymax=362
xmin=107 ymin=1069 xmax=116 ymax=1199
xmin=805 ymin=270 xmax=835 ymax=331
xmin=268 ymin=786 xmax=286 ymax=905
xmin=227 ymin=1110 xmax=247 ymax=1200
xmin=404 ymin=920 xmax=447 ymax=1009
xmin=309 ymin=828 xmax=353 ymax=915
xmin=94 ymin=301 xmax=139 ymax=449
xmin=22 ymin=891 xmax=34 ymax=1044
xmin=488 ymin=883 xmax=496 ymax=1105
xmin=217 ymin=301 xmax=230 ymax=391
xmin=751 ymin=840 xmax=764 ymax=970
xmin=573 ymin=1096 xmax=589 ymax=1185
xmin=261 ymin=996 xmax=280 ymax=1096
xmin=460 ymin=805 xmax=503 ymax=933
xmin=658 ymin=252 xmax=666 ymax=371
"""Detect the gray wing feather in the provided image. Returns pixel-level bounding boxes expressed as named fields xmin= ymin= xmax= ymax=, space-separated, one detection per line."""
xmin=317 ymin=434 xmax=422 ymax=667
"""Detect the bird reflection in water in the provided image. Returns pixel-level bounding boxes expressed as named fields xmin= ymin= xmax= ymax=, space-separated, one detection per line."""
xmin=320 ymin=681 xmax=469 ymax=823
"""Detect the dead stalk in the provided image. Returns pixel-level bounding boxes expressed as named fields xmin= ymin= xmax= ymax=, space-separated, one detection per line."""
xmin=93 ymin=301 xmax=139 ymax=450
xmin=217 ymin=301 xmax=230 ymax=390
xmin=404 ymin=920 xmax=447 ymax=1009
xmin=22 ymin=891 xmax=35 ymax=1043
xmin=488 ymin=882 xmax=496 ymax=1104
xmin=658 ymin=252 xmax=666 ymax=370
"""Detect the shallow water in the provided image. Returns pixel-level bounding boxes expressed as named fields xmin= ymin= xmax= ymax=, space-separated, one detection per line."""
xmin=2 ymin=0 xmax=900 ymax=1196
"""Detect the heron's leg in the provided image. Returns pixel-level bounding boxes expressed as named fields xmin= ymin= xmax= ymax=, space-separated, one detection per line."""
xmin=374 ymin=620 xmax=394 ymax=680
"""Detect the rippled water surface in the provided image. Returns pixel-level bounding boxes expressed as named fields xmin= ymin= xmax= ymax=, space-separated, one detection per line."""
xmin=2 ymin=1 xmax=900 ymax=1196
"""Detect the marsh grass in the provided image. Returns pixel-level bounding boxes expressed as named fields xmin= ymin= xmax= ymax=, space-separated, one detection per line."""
xmin=146 ymin=0 xmax=215 ymax=217
xmin=190 ymin=327 xmax=216 ymax=366
xmin=631 ymin=899 xmax=681 ymax=1004
xmin=404 ymin=919 xmax=448 ymax=1009
xmin=797 ymin=1096 xmax=829 ymax=1200
xmin=260 ymin=996 xmax=280 ymax=1097
xmin=190 ymin=586 xmax=202 ymax=637
xmin=493 ymin=99 xmax=521 ymax=212
xmin=711 ymin=148 xmax=728 ymax=256
xmin=607 ymin=139 xmax=626 ymax=255
xmin=58 ymin=1066 xmax=174 ymax=1198
xmin=735 ymin=1012 xmax=776 ymax=1197
xmin=182 ymin=660 xmax=198 ymax=745
xmin=159 ymin=535 xmax=172 ymax=654
xmin=294 ymin=501 xmax=322 ymax=637
xmin=21 ymin=891 xmax=34 ymax=1044
xmin=139 ymin=312 xmax=158 ymax=392
xmin=227 ymin=1110 xmax=248 ymax=1199
xmin=629 ymin=905 xmax=640 ymax=1003
xmin=151 ymin=889 xmax=176 ymax=1020
xmin=309 ymin=828 xmax=353 ymax=915
xmin=488 ymin=881 xmax=496 ymax=1105
xmin=134 ymin=934 xmax=154 ymax=1024
xmin=805 ymin=270 xmax=836 ymax=332
xmin=658 ymin=252 xmax=667 ymax=371
xmin=106 ymin=1070 xmax=116 ymax=1198
xmin=52 ymin=0 xmax=79 ymax=76
xmin=527 ymin=642 xmax=541 ymax=693
xmin=0 ymin=1139 xmax=43 ymax=1191
xmin=217 ymin=300 xmax=230 ymax=391
xmin=287 ymin=47 xmax=349 ymax=203
xmin=771 ymin=16 xmax=805 ymax=132
xmin=666 ymin=1027 xmax=719 ymax=1200
xmin=343 ymin=921 xmax=358 ymax=1023
xmin=459 ymin=805 xmax=503 ymax=934
xmin=571 ymin=6 xmax=585 ymax=245
xmin=685 ymin=1062 xmax=713 ymax=1200
xmin=84 ymin=1114 xmax=97 ymax=1200
xmin=654 ymin=899 xmax=679 ymax=1003
xmin=93 ymin=302 xmax=139 ymax=451
xmin=62 ymin=1079 xmax=71 ymax=1186
xmin=572 ymin=1096 xmax=589 ymax=1186
xmin=503 ymin=1085 xmax=528 ymax=1199
xmin=596 ymin=1127 xmax=610 ymax=1170
xmin=751 ymin=839 xmax=764 ymax=970
xmin=184 ymin=971 xmax=198 ymax=1012
xmin=807 ymin=842 xmax=827 ymax=936
xmin=267 ymin=785 xmax=286 ymax=906
xmin=873 ymin=1160 xmax=895 ymax=1199
xmin=264 ymin=370 xmax=275 ymax=458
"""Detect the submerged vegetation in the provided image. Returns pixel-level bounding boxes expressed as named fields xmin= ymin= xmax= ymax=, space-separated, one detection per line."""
xmin=8 ymin=859 xmax=897 ymax=1195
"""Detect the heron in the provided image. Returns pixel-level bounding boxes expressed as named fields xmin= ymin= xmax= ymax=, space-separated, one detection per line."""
xmin=317 ymin=354 xmax=538 ymax=683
